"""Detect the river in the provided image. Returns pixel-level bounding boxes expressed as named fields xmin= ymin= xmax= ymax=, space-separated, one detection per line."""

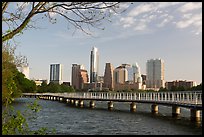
xmin=11 ymin=97 xmax=202 ymax=135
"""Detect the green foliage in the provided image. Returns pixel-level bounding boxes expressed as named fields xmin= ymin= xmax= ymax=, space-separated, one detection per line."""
xmin=190 ymin=83 xmax=202 ymax=91
xmin=2 ymin=45 xmax=20 ymax=106
xmin=2 ymin=99 xmax=55 ymax=135
xmin=14 ymin=71 xmax=37 ymax=93
xmin=2 ymin=44 xmax=54 ymax=135
xmin=37 ymin=82 xmax=75 ymax=93
xmin=168 ymin=83 xmax=202 ymax=91
xmin=158 ymin=87 xmax=168 ymax=92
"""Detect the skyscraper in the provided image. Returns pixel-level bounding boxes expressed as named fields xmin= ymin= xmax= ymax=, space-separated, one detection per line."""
xmin=90 ymin=47 xmax=99 ymax=83
xmin=17 ymin=65 xmax=30 ymax=79
xmin=72 ymin=64 xmax=88 ymax=90
xmin=132 ymin=62 xmax=142 ymax=84
xmin=146 ymin=58 xmax=165 ymax=89
xmin=50 ymin=64 xmax=62 ymax=84
xmin=104 ymin=63 xmax=114 ymax=90
xmin=113 ymin=65 xmax=128 ymax=84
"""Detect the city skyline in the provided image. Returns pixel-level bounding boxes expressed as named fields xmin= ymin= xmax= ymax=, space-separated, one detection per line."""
xmin=11 ymin=2 xmax=202 ymax=84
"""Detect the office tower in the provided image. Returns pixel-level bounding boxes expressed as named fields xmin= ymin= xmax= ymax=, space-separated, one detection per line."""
xmin=165 ymin=80 xmax=197 ymax=90
xmin=132 ymin=62 xmax=143 ymax=89
xmin=17 ymin=65 xmax=29 ymax=79
xmin=126 ymin=62 xmax=142 ymax=84
xmin=132 ymin=62 xmax=142 ymax=83
xmin=114 ymin=65 xmax=128 ymax=84
xmin=141 ymin=74 xmax=147 ymax=85
xmin=90 ymin=47 xmax=99 ymax=83
xmin=146 ymin=58 xmax=165 ymax=89
xmin=72 ymin=64 xmax=88 ymax=90
xmin=80 ymin=66 xmax=89 ymax=89
xmin=104 ymin=63 xmax=114 ymax=90
xmin=50 ymin=64 xmax=62 ymax=84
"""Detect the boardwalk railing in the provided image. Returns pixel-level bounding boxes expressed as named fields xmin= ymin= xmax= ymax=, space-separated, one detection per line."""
xmin=22 ymin=91 xmax=202 ymax=122
xmin=23 ymin=90 xmax=202 ymax=105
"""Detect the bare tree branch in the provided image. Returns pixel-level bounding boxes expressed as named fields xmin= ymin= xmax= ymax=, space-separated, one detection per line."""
xmin=2 ymin=2 xmax=9 ymax=15
xmin=2 ymin=2 xmax=125 ymax=43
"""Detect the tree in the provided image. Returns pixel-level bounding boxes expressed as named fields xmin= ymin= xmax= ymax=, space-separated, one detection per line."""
xmin=2 ymin=2 xmax=127 ymax=42
xmin=2 ymin=44 xmax=20 ymax=106
xmin=159 ymin=87 xmax=168 ymax=92
xmin=14 ymin=71 xmax=37 ymax=93
xmin=190 ymin=83 xmax=202 ymax=91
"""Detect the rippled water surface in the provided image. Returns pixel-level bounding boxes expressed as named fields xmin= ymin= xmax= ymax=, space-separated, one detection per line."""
xmin=12 ymin=98 xmax=202 ymax=135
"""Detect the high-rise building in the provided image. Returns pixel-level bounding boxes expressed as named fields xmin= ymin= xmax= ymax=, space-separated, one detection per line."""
xmin=125 ymin=62 xmax=143 ymax=84
xmin=50 ymin=64 xmax=62 ymax=84
xmin=72 ymin=64 xmax=88 ymax=90
xmin=17 ymin=65 xmax=29 ymax=79
xmin=80 ymin=67 xmax=89 ymax=89
xmin=90 ymin=47 xmax=99 ymax=83
xmin=165 ymin=80 xmax=197 ymax=90
xmin=103 ymin=63 xmax=114 ymax=90
xmin=132 ymin=62 xmax=143 ymax=89
xmin=141 ymin=74 xmax=147 ymax=85
xmin=146 ymin=58 xmax=165 ymax=89
xmin=114 ymin=65 xmax=128 ymax=84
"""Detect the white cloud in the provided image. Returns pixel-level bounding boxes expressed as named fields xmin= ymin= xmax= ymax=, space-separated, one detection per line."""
xmin=179 ymin=2 xmax=202 ymax=13
xmin=117 ymin=2 xmax=202 ymax=35
xmin=118 ymin=3 xmax=130 ymax=11
xmin=176 ymin=13 xmax=201 ymax=28
xmin=157 ymin=15 xmax=174 ymax=27
xmin=156 ymin=2 xmax=183 ymax=9
xmin=120 ymin=17 xmax=135 ymax=28
xmin=134 ymin=23 xmax=147 ymax=31
xmin=128 ymin=3 xmax=155 ymax=17
xmin=176 ymin=13 xmax=202 ymax=34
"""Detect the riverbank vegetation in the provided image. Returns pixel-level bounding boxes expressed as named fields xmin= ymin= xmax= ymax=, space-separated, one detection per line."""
xmin=36 ymin=82 xmax=75 ymax=93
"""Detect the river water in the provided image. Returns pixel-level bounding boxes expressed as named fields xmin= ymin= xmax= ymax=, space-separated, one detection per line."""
xmin=12 ymin=97 xmax=202 ymax=135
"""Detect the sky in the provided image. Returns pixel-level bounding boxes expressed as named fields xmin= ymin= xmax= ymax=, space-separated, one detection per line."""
xmin=4 ymin=2 xmax=202 ymax=84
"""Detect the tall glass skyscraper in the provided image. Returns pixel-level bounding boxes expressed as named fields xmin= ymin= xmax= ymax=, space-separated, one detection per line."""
xmin=50 ymin=64 xmax=62 ymax=84
xmin=146 ymin=58 xmax=165 ymax=89
xmin=90 ymin=47 xmax=99 ymax=83
xmin=132 ymin=62 xmax=142 ymax=83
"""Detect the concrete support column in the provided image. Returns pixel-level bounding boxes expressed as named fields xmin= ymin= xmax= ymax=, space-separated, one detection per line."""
xmin=172 ymin=105 xmax=181 ymax=117
xmin=70 ymin=99 xmax=74 ymax=104
xmin=78 ymin=100 xmax=84 ymax=107
xmin=66 ymin=99 xmax=69 ymax=103
xmin=74 ymin=100 xmax=79 ymax=106
xmin=130 ymin=102 xmax=136 ymax=112
xmin=190 ymin=108 xmax=201 ymax=122
xmin=59 ymin=97 xmax=63 ymax=102
xmin=151 ymin=104 xmax=158 ymax=114
xmin=62 ymin=98 xmax=66 ymax=103
xmin=89 ymin=100 xmax=95 ymax=108
xmin=108 ymin=101 xmax=114 ymax=110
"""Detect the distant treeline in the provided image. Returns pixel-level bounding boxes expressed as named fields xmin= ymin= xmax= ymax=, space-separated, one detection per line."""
xmin=37 ymin=82 xmax=75 ymax=93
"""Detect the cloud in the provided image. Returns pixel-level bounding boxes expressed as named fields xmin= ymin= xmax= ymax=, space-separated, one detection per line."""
xmin=179 ymin=2 xmax=202 ymax=13
xmin=128 ymin=3 xmax=155 ymax=17
xmin=157 ymin=15 xmax=174 ymax=27
xmin=120 ymin=17 xmax=135 ymax=28
xmin=175 ymin=13 xmax=202 ymax=34
xmin=118 ymin=2 xmax=202 ymax=35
